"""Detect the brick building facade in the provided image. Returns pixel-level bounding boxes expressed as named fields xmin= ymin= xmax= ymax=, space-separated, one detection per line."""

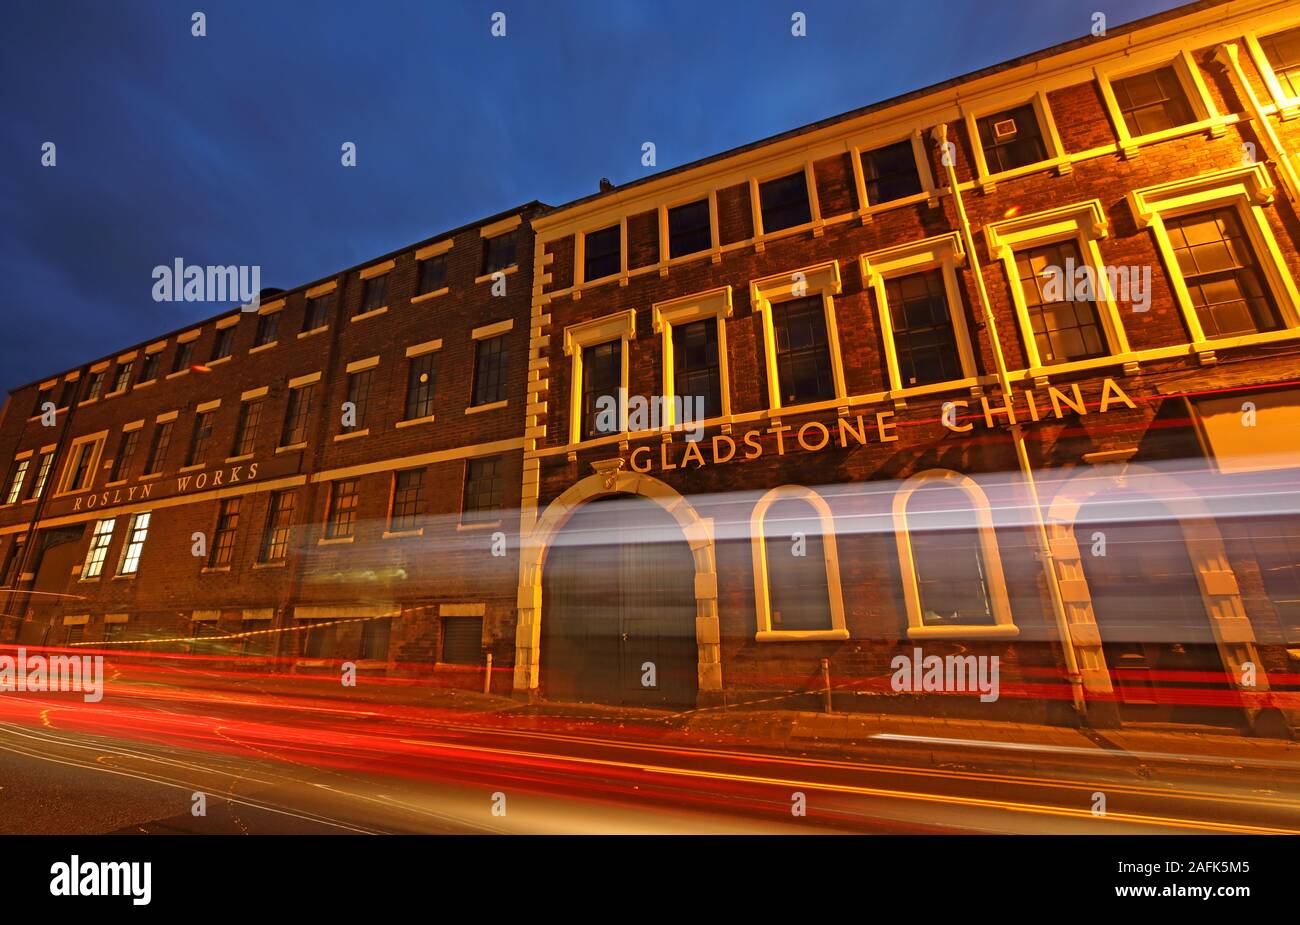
xmin=5 ymin=0 xmax=1300 ymax=731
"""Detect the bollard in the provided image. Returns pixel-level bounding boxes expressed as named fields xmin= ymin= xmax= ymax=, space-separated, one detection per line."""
xmin=484 ymin=652 xmax=493 ymax=695
xmin=821 ymin=657 xmax=833 ymax=714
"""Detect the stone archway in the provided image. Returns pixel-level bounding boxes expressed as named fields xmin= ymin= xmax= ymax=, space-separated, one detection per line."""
xmin=513 ymin=465 xmax=721 ymax=703
xmin=1045 ymin=463 xmax=1271 ymax=728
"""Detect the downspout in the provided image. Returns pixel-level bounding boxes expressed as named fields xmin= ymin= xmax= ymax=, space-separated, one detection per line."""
xmin=930 ymin=123 xmax=1088 ymax=719
xmin=1213 ymin=42 xmax=1300 ymax=204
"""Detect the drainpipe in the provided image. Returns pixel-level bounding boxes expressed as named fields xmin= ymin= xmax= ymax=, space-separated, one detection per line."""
xmin=930 ymin=123 xmax=1088 ymax=719
xmin=1212 ymin=42 xmax=1300 ymax=205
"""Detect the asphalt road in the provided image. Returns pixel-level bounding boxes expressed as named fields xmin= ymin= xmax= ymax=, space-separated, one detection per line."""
xmin=1 ymin=665 xmax=1298 ymax=835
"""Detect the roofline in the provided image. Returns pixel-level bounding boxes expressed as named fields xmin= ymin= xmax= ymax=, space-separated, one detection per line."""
xmin=534 ymin=0 xmax=1223 ymax=224
xmin=9 ymin=199 xmax=549 ymax=396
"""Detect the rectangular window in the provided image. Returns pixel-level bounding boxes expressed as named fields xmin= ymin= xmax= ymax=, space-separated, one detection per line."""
xmin=581 ymin=340 xmax=621 ymax=439
xmin=254 ymin=312 xmax=279 ymax=347
xmin=303 ymin=292 xmax=334 ymax=332
xmin=482 ymin=230 xmax=517 ymax=275
xmin=462 ymin=457 xmax=503 ymax=524
xmin=138 ymin=352 xmax=160 ymax=384
xmin=1014 ymin=239 xmax=1107 ymax=363
xmin=117 ymin=512 xmax=151 ymax=575
xmin=418 ymin=255 xmax=447 ymax=295
xmin=441 ymin=616 xmax=483 ymax=665
xmin=1164 ymin=207 xmax=1283 ymax=339
xmin=3 ymin=536 xmax=27 ymax=587
xmin=344 ymin=369 xmax=373 ymax=431
xmin=404 ymin=353 xmax=437 ymax=420
xmin=389 ymin=469 xmax=425 ymax=532
xmin=584 ymin=224 xmax=621 ymax=281
xmin=671 ymin=319 xmax=723 ymax=419
xmin=231 ymin=399 xmax=263 ymax=456
xmin=259 ymin=490 xmax=296 ymax=562
xmin=772 ymin=296 xmax=835 ymax=405
xmin=977 ymin=103 xmax=1048 ymax=174
xmin=82 ymin=371 xmax=105 ymax=402
xmin=360 ymin=274 xmax=388 ymax=314
xmin=1112 ymin=66 xmax=1195 ymax=136
xmin=32 ymin=386 xmax=54 ymax=417
xmin=210 ymin=327 xmax=234 ymax=361
xmin=281 ymin=383 xmax=316 ymax=446
xmin=758 ymin=171 xmax=812 ymax=233
xmin=82 ymin=519 xmax=116 ymax=579
xmin=144 ymin=421 xmax=174 ymax=475
xmin=111 ymin=361 xmax=134 ymax=394
xmin=472 ymin=335 xmax=508 ymax=406
xmin=1261 ymin=25 xmax=1300 ymax=98
xmin=209 ymin=497 xmax=241 ymax=567
xmin=187 ymin=410 xmax=215 ymax=466
xmin=29 ymin=452 xmax=54 ymax=499
xmin=861 ymin=140 xmax=922 ymax=205
xmin=884 ymin=269 xmax=964 ymax=386
xmin=361 ymin=618 xmax=391 ymax=661
xmin=172 ymin=340 xmax=195 ymax=373
xmin=58 ymin=380 xmax=78 ymax=409
xmin=5 ymin=460 xmax=29 ymax=505
xmin=325 ymin=479 xmax=359 ymax=539
xmin=667 ymin=199 xmax=711 ymax=258
xmin=65 ymin=440 xmax=99 ymax=492
xmin=110 ymin=430 xmax=139 ymax=482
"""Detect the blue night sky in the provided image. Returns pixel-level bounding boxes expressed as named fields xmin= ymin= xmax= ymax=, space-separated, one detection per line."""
xmin=1 ymin=0 xmax=1181 ymax=390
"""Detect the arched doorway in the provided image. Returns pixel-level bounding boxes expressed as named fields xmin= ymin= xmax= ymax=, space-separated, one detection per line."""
xmin=541 ymin=494 xmax=699 ymax=707
xmin=1073 ymin=493 xmax=1235 ymax=726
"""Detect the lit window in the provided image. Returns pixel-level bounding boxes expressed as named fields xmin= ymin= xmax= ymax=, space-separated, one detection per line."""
xmin=82 ymin=519 xmax=116 ymax=579
xmin=28 ymin=452 xmax=54 ymax=499
xmin=111 ymin=361 xmax=134 ymax=394
xmin=209 ymin=498 xmax=241 ymax=567
xmin=5 ymin=460 xmax=29 ymax=505
xmin=117 ymin=512 xmax=151 ymax=575
xmin=1261 ymin=25 xmax=1300 ymax=98
xmin=259 ymin=491 xmax=295 ymax=561
xmin=390 ymin=469 xmax=425 ymax=532
xmin=1112 ymin=66 xmax=1195 ymax=136
xmin=1013 ymin=239 xmax=1107 ymax=363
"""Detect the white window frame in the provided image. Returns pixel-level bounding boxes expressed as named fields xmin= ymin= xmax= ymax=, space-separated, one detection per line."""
xmin=658 ymin=191 xmax=721 ymax=267
xmin=859 ymin=232 xmax=978 ymax=395
xmin=750 ymin=485 xmax=848 ymax=642
xmin=81 ymin=518 xmax=116 ymax=580
xmin=1095 ymin=48 xmax=1222 ymax=157
xmin=984 ymin=199 xmax=1131 ymax=375
xmin=892 ymin=469 xmax=1018 ymax=640
xmin=749 ymin=260 xmax=846 ymax=411
xmin=652 ymin=285 xmax=733 ymax=427
xmin=575 ymin=219 xmax=627 ymax=287
xmin=563 ymin=310 xmax=637 ymax=444
xmin=749 ymin=161 xmax=820 ymax=243
xmin=56 ymin=431 xmax=107 ymax=496
xmin=849 ymin=129 xmax=936 ymax=217
xmin=116 ymin=511 xmax=151 ymax=576
xmin=1245 ymin=18 xmax=1300 ymax=120
xmin=961 ymin=89 xmax=1069 ymax=192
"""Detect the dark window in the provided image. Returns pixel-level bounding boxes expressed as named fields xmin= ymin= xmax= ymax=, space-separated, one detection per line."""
xmin=67 ymin=441 xmax=98 ymax=491
xmin=231 ymin=399 xmax=263 ymax=457
xmin=110 ymin=430 xmax=140 ymax=482
xmin=209 ymin=497 xmax=241 ymax=567
xmin=2 ymin=536 xmax=27 ymax=587
xmin=359 ymin=274 xmax=388 ymax=314
xmin=111 ymin=361 xmax=134 ymax=394
xmin=64 ymin=625 xmax=85 ymax=645
xmin=28 ymin=452 xmax=54 ymax=499
xmin=482 ymin=230 xmax=517 ymax=275
xmin=82 ymin=371 xmax=105 ymax=402
xmin=472 ymin=335 xmax=508 ymax=406
xmin=1261 ymin=25 xmax=1300 ymax=98
xmin=1247 ymin=514 xmax=1300 ymax=644
xmin=210 ymin=327 xmax=234 ymax=361
xmin=361 ymin=618 xmax=391 ymax=661
xmin=280 ymin=384 xmax=316 ymax=446
xmin=1113 ymin=66 xmax=1195 ymax=136
xmin=861 ymin=139 xmax=923 ymax=205
xmin=303 ymin=292 xmax=334 ymax=331
xmin=58 ymin=380 xmax=78 ymax=409
xmin=5 ymin=460 xmax=29 ymax=505
xmin=580 ymin=340 xmax=621 ymax=439
xmin=772 ymin=296 xmax=835 ymax=405
xmin=1014 ymin=239 xmax=1107 ymax=363
xmin=763 ymin=498 xmax=833 ymax=630
xmin=259 ymin=490 xmax=296 ymax=561
xmin=138 ymin=352 xmax=160 ymax=384
xmin=172 ymin=340 xmax=195 ymax=373
xmin=977 ymin=103 xmax=1048 ymax=174
xmin=584 ymin=224 xmax=621 ymax=281
xmin=671 ymin=319 xmax=723 ymax=420
xmin=462 ymin=457 xmax=503 ymax=524
xmin=187 ymin=410 xmax=216 ymax=466
xmin=417 ymin=255 xmax=447 ymax=295
xmin=906 ymin=484 xmax=995 ymax=626
xmin=1165 ymin=207 xmax=1282 ymax=339
xmin=884 ymin=269 xmax=964 ymax=386
xmin=441 ymin=616 xmax=483 ymax=665
xmin=404 ymin=352 xmax=437 ymax=420
xmin=325 ymin=479 xmax=359 ymax=539
xmin=32 ymin=386 xmax=54 ymax=417
xmin=254 ymin=312 xmax=279 ymax=347
xmin=758 ymin=171 xmax=812 ymax=233
xmin=344 ymin=369 xmax=373 ymax=431
xmin=390 ymin=469 xmax=425 ymax=532
xmin=144 ymin=421 xmax=174 ymax=474
xmin=667 ymin=199 xmax=711 ymax=258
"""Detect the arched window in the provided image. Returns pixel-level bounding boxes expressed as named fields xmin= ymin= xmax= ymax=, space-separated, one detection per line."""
xmin=751 ymin=485 xmax=848 ymax=641
xmin=893 ymin=470 xmax=1017 ymax=638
